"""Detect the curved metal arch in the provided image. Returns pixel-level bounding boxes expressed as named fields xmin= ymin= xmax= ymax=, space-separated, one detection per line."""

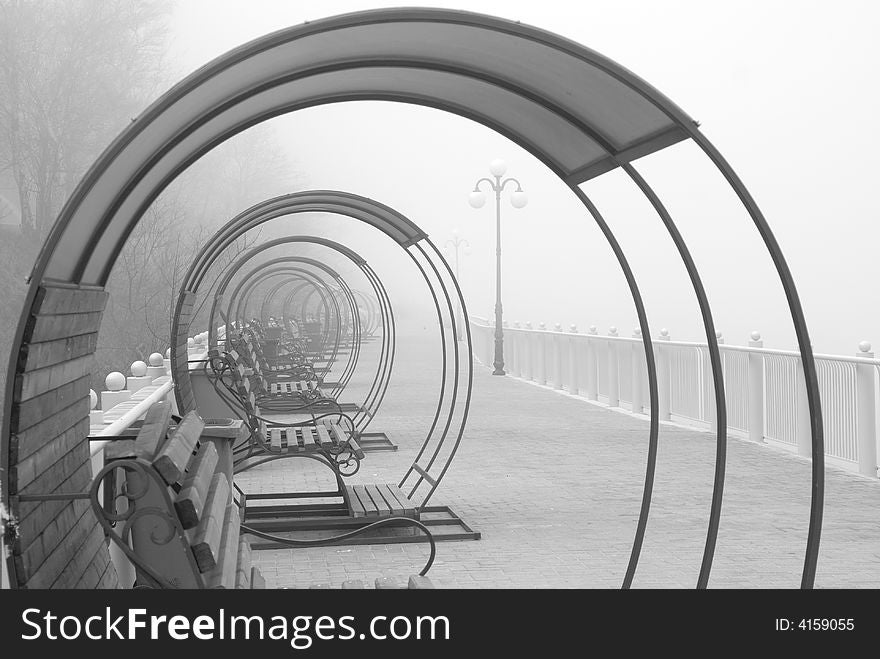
xmin=213 ymin=247 xmax=376 ymax=420
xmin=2 ymin=8 xmax=823 ymax=590
xmin=227 ymin=267 xmax=341 ymax=388
xmin=352 ymin=289 xmax=382 ymax=337
xmin=225 ymin=263 xmax=359 ymax=403
xmin=189 ymin=241 xmax=371 ymax=425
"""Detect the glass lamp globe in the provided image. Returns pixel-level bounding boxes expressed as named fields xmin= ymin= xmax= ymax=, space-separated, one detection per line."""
xmin=489 ymin=159 xmax=507 ymax=177
xmin=468 ymin=191 xmax=487 ymax=208
xmin=510 ymin=190 xmax=528 ymax=208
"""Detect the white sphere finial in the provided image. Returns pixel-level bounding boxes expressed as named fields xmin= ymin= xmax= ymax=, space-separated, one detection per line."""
xmin=634 ymin=328 xmax=642 ymax=337
xmin=715 ymin=331 xmax=723 ymax=340
xmin=538 ymin=322 xmax=546 ymax=330
xmin=570 ymin=324 xmax=578 ymax=333
xmin=489 ymin=158 xmax=507 ymax=177
xmin=149 ymin=352 xmax=163 ymax=367
xmin=89 ymin=389 xmax=98 ymax=410
xmin=525 ymin=321 xmax=532 ymax=329
xmin=859 ymin=341 xmax=872 ymax=353
xmin=468 ymin=190 xmax=487 ymax=209
xmin=589 ymin=325 xmax=597 ymax=334
xmin=105 ymin=372 xmax=126 ymax=392
xmin=609 ymin=326 xmax=618 ymax=335
xmin=660 ymin=328 xmax=669 ymax=337
xmin=131 ymin=361 xmax=147 ymax=377
xmin=750 ymin=331 xmax=761 ymax=342
xmin=554 ymin=323 xmax=562 ymax=331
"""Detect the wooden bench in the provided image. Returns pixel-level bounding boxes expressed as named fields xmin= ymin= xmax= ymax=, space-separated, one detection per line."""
xmin=90 ymin=401 xmax=264 ymax=589
xmin=209 ymin=350 xmax=364 ymax=474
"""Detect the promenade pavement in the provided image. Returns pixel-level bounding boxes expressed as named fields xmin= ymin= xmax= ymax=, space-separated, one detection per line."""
xmin=244 ymin=335 xmax=880 ymax=589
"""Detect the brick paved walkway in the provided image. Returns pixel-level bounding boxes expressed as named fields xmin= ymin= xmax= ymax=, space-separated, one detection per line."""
xmin=244 ymin=336 xmax=880 ymax=589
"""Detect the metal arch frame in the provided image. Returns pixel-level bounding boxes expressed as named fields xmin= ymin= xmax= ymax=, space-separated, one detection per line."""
xmin=260 ymin=278 xmax=329 ymax=346
xmin=352 ymin=289 xmax=382 ymax=337
xmin=280 ymin=281 xmax=327 ymax=344
xmin=196 ymin=240 xmax=371 ymax=426
xmin=217 ymin=248 xmax=376 ymax=428
xmin=226 ymin=262 xmax=360 ymax=402
xmin=228 ymin=267 xmax=342 ymax=390
xmin=169 ymin=192 xmax=470 ymax=510
xmin=279 ymin=281 xmax=336 ymax=361
xmin=2 ymin=9 xmax=822 ymax=590
xmin=296 ymin=283 xmax=349 ymax=355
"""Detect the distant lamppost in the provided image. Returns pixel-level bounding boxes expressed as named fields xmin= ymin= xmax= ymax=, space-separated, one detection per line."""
xmin=468 ymin=158 xmax=527 ymax=375
xmin=445 ymin=229 xmax=471 ymax=340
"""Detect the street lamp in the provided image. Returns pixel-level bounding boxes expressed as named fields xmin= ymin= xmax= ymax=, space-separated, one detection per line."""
xmin=445 ymin=228 xmax=471 ymax=341
xmin=468 ymin=158 xmax=527 ymax=375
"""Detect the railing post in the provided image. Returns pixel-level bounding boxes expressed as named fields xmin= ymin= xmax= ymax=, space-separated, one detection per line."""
xmin=586 ymin=326 xmax=598 ymax=400
xmin=127 ymin=360 xmax=153 ymax=394
xmin=856 ymin=341 xmax=878 ymax=477
xmin=748 ymin=331 xmax=765 ymax=443
xmin=537 ymin=322 xmax=547 ymax=385
xmin=657 ymin=329 xmax=671 ymax=420
xmin=524 ymin=322 xmax=534 ymax=380
xmin=554 ymin=323 xmax=564 ymax=390
xmin=485 ymin=321 xmax=494 ymax=368
xmin=795 ymin=339 xmax=812 ymax=458
xmin=89 ymin=389 xmax=103 ymax=427
xmin=146 ymin=352 xmax=166 ymax=380
xmin=569 ymin=325 xmax=579 ymax=395
xmin=511 ymin=322 xmax=521 ymax=377
xmin=101 ymin=372 xmax=131 ymax=410
xmin=631 ymin=328 xmax=644 ymax=414
xmin=706 ymin=332 xmax=722 ymax=433
xmin=608 ymin=326 xmax=619 ymax=407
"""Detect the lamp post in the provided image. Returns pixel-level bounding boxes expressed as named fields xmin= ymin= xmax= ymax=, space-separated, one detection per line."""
xmin=445 ymin=229 xmax=471 ymax=341
xmin=468 ymin=159 xmax=527 ymax=375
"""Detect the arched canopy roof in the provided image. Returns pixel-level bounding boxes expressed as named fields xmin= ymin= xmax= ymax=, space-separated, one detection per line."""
xmin=36 ymin=7 xmax=695 ymax=286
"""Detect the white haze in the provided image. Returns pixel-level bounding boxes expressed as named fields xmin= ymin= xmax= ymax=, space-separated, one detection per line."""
xmin=165 ymin=0 xmax=880 ymax=354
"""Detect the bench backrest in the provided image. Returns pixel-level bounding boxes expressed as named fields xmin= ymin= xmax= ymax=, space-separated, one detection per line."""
xmin=93 ymin=403 xmax=241 ymax=588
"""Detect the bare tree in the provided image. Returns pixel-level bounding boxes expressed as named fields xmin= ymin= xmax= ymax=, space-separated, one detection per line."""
xmin=0 ymin=0 xmax=172 ymax=398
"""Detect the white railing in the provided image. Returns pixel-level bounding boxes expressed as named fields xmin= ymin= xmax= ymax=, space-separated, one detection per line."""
xmin=470 ymin=317 xmax=880 ymax=478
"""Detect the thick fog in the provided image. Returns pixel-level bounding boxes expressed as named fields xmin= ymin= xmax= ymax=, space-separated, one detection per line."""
xmin=152 ymin=0 xmax=880 ymax=354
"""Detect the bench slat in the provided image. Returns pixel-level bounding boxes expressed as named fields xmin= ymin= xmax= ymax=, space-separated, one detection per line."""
xmin=365 ymin=484 xmax=394 ymax=516
xmin=204 ymin=502 xmax=240 ymax=589
xmin=175 ymin=442 xmax=220 ymax=529
xmin=269 ymin=428 xmax=282 ymax=451
xmin=133 ymin=401 xmax=173 ymax=461
xmin=188 ymin=473 xmax=230 ymax=573
xmin=353 ymin=484 xmax=379 ymax=517
xmin=153 ymin=412 xmax=204 ymax=484
xmin=300 ymin=426 xmax=314 ymax=451
xmin=374 ymin=484 xmax=405 ymax=516
xmin=385 ymin=485 xmax=416 ymax=517
xmin=315 ymin=425 xmax=333 ymax=449
xmin=250 ymin=566 xmax=266 ymax=589
xmin=235 ymin=536 xmax=252 ymax=589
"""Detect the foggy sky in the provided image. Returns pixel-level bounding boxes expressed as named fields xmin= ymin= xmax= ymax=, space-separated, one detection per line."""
xmin=163 ymin=0 xmax=880 ymax=354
